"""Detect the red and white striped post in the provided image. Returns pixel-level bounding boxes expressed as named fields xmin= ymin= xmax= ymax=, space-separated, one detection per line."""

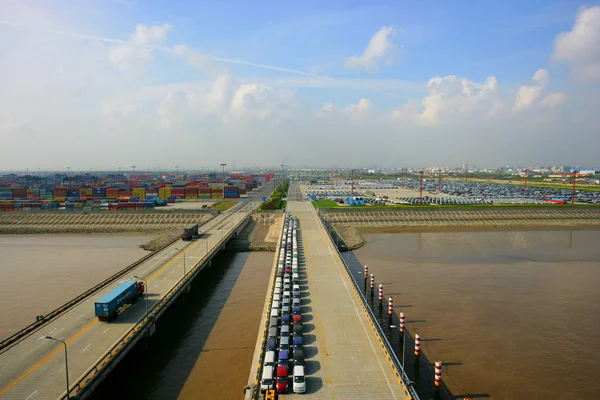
xmin=378 ymin=284 xmax=383 ymax=303
xmin=399 ymin=312 xmax=405 ymax=335
xmin=370 ymin=274 xmax=374 ymax=290
xmin=434 ymin=360 xmax=442 ymax=390
xmin=364 ymin=265 xmax=368 ymax=279
xmin=414 ymin=334 xmax=421 ymax=357
xmin=387 ymin=297 xmax=393 ymax=318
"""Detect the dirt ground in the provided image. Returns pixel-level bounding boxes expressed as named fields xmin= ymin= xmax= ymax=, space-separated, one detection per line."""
xmin=155 ymin=200 xmax=216 ymax=210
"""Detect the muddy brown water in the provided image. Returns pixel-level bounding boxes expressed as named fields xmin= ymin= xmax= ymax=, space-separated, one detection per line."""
xmin=0 ymin=234 xmax=153 ymax=339
xmin=350 ymin=228 xmax=600 ymax=400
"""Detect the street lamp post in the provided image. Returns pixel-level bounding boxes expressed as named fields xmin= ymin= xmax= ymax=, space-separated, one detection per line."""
xmin=220 ymin=163 xmax=227 ymax=201
xmin=133 ymin=276 xmax=148 ymax=317
xmin=43 ymin=336 xmax=69 ymax=399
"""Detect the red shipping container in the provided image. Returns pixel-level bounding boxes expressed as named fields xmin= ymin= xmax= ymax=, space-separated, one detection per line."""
xmin=199 ymin=187 xmax=211 ymax=193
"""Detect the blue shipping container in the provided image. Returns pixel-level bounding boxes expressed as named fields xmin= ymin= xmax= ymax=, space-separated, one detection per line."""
xmin=95 ymin=281 xmax=139 ymax=320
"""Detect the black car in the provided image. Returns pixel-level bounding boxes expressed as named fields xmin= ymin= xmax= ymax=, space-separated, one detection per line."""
xmin=293 ymin=349 xmax=304 ymax=366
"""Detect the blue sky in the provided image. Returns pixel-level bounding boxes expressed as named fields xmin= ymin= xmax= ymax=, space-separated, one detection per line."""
xmin=0 ymin=0 xmax=599 ymax=170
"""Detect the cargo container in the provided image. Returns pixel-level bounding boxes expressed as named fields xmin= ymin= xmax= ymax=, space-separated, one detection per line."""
xmin=158 ymin=187 xmax=172 ymax=200
xmin=132 ymin=188 xmax=146 ymax=200
xmin=12 ymin=188 xmax=27 ymax=198
xmin=106 ymin=188 xmax=119 ymax=199
xmin=94 ymin=281 xmax=145 ymax=321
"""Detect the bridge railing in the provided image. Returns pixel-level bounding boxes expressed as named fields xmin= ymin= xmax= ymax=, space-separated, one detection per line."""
xmin=0 ymin=229 xmax=188 ymax=353
xmin=62 ymin=211 xmax=252 ymax=399
xmin=317 ymin=212 xmax=421 ymax=400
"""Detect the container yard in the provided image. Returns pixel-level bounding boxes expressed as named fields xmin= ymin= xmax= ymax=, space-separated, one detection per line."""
xmin=0 ymin=172 xmax=275 ymax=212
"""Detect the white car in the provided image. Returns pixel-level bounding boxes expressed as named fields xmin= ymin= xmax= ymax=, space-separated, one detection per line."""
xmin=293 ymin=365 xmax=306 ymax=393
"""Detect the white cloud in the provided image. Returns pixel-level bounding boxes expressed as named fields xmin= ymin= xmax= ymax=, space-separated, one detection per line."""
xmin=345 ymin=98 xmax=372 ymax=116
xmin=322 ymin=102 xmax=333 ymax=113
xmin=345 ymin=26 xmax=400 ymax=70
xmin=0 ymin=114 xmax=33 ymax=135
xmin=109 ymin=23 xmax=171 ymax=70
xmin=390 ymin=70 xmax=566 ymax=126
xmin=553 ymin=6 xmax=600 ymax=82
xmin=229 ymin=84 xmax=295 ymax=124
xmin=156 ymin=74 xmax=235 ymax=128
xmin=542 ymin=92 xmax=567 ymax=110
xmin=413 ymin=75 xmax=500 ymax=125
xmin=515 ymin=69 xmax=550 ymax=110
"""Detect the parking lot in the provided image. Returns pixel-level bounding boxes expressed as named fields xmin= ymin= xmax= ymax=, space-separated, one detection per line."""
xmin=304 ymin=179 xmax=600 ymax=205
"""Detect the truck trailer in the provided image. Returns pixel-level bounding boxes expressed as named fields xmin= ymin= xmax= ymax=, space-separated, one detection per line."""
xmin=95 ymin=280 xmax=145 ymax=321
xmin=182 ymin=223 xmax=199 ymax=241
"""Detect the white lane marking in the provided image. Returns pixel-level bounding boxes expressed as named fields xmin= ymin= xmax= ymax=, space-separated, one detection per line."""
xmin=102 ymin=328 xmax=110 ymax=334
xmin=47 ymin=328 xmax=57 ymax=335
xmin=163 ymin=276 xmax=168 ymax=280
xmin=154 ymin=284 xmax=160 ymax=288
xmin=26 ymin=390 xmax=38 ymax=400
xmin=56 ymin=328 xmax=64 ymax=335
xmin=76 ymin=313 xmax=85 ymax=320
xmin=58 ymin=365 xmax=65 ymax=373
xmin=82 ymin=344 xmax=91 ymax=352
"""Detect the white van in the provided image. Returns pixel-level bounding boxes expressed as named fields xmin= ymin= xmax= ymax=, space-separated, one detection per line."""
xmin=264 ymin=350 xmax=276 ymax=368
xmin=272 ymin=300 xmax=280 ymax=310
xmin=270 ymin=307 xmax=279 ymax=318
xmin=261 ymin=365 xmax=275 ymax=392
xmin=273 ymin=293 xmax=281 ymax=302
xmin=293 ymin=365 xmax=306 ymax=393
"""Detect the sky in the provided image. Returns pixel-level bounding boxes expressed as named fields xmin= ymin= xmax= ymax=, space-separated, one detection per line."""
xmin=1 ymin=0 xmax=599 ymax=171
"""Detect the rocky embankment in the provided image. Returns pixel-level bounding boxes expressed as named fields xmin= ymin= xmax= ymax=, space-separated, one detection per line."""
xmin=332 ymin=225 xmax=365 ymax=251
xmin=227 ymin=213 xmax=283 ymax=252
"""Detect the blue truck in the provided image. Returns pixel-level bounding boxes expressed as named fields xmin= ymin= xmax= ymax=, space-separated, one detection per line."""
xmin=94 ymin=280 xmax=145 ymax=321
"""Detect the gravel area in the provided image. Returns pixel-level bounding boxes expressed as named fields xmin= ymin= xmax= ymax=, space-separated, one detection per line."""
xmin=227 ymin=213 xmax=283 ymax=252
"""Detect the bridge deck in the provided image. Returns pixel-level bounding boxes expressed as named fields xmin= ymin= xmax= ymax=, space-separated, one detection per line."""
xmin=285 ymin=198 xmax=408 ymax=400
xmin=0 ymin=198 xmax=267 ymax=400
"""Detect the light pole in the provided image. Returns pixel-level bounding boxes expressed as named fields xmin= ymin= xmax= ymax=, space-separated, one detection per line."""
xmin=133 ymin=276 xmax=148 ymax=317
xmin=43 ymin=336 xmax=69 ymax=399
xmin=220 ymin=163 xmax=227 ymax=201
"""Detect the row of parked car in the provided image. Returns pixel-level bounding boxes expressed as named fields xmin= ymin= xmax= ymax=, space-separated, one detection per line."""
xmin=261 ymin=215 xmax=307 ymax=394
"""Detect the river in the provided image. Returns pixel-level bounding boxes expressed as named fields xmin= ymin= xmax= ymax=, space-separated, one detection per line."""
xmin=350 ymin=228 xmax=600 ymax=400
xmin=0 ymin=234 xmax=152 ymax=339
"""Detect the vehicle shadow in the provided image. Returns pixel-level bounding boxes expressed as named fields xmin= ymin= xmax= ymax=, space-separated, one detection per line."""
xmin=302 ymin=334 xmax=317 ymax=345
xmin=303 ymin=360 xmax=321 ymax=375
xmin=302 ymin=376 xmax=323 ymax=394
xmin=302 ymin=323 xmax=315 ymax=333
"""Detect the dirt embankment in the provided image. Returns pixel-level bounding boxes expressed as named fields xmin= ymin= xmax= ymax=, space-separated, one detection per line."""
xmin=227 ymin=213 xmax=283 ymax=252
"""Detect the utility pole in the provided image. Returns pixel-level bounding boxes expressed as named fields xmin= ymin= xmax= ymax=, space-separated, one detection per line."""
xmin=351 ymin=169 xmax=355 ymax=194
xmin=419 ymin=169 xmax=424 ymax=206
xmin=220 ymin=163 xmax=227 ymax=200
xmin=571 ymin=170 xmax=577 ymax=205
xmin=438 ymin=169 xmax=442 ymax=192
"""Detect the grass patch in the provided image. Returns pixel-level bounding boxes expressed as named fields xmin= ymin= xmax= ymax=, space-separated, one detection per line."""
xmin=311 ymin=200 xmax=339 ymax=209
xmin=211 ymin=200 xmax=238 ymax=212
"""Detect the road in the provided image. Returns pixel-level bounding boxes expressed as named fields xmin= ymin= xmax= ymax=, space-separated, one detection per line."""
xmin=285 ymin=182 xmax=409 ymax=400
xmin=0 ymin=183 xmax=273 ymax=400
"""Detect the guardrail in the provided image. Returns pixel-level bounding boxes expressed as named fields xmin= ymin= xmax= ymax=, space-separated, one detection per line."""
xmin=317 ymin=213 xmax=421 ymax=400
xmin=0 ymin=230 xmax=188 ymax=353
xmin=64 ymin=210 xmax=253 ymax=399
xmin=249 ymin=212 xmax=286 ymax=399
